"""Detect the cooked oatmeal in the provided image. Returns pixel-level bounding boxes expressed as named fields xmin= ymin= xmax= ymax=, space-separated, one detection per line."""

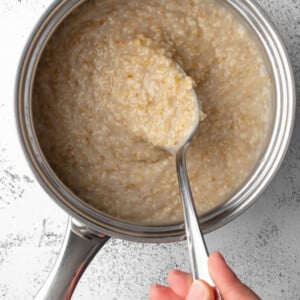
xmin=99 ymin=38 xmax=199 ymax=150
xmin=33 ymin=0 xmax=272 ymax=225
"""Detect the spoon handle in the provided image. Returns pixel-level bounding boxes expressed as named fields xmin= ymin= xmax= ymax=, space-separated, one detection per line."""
xmin=176 ymin=144 xmax=222 ymax=299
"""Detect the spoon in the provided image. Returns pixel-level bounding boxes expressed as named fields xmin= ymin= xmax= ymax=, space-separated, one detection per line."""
xmin=172 ymin=64 xmax=222 ymax=299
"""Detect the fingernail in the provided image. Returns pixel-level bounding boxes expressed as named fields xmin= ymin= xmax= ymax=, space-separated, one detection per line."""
xmin=170 ymin=269 xmax=193 ymax=283
xmin=216 ymin=251 xmax=225 ymax=262
xmin=186 ymin=280 xmax=208 ymax=300
xmin=171 ymin=269 xmax=190 ymax=276
xmin=150 ymin=284 xmax=164 ymax=291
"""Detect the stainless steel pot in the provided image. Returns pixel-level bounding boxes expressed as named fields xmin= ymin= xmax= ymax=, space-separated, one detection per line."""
xmin=16 ymin=0 xmax=295 ymax=299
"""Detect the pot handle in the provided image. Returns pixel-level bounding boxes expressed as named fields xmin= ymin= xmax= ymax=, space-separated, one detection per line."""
xmin=35 ymin=217 xmax=110 ymax=300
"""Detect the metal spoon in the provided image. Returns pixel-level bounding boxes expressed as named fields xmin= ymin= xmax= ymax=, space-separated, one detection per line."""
xmin=172 ymin=64 xmax=221 ymax=299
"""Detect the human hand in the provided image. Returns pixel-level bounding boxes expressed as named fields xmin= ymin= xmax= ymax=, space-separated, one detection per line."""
xmin=149 ymin=252 xmax=260 ymax=300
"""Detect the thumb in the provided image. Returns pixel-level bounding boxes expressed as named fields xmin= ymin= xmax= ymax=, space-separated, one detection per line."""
xmin=208 ymin=252 xmax=260 ymax=300
xmin=186 ymin=280 xmax=215 ymax=300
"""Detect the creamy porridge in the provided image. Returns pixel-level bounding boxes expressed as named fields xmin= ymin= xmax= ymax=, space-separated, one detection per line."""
xmin=33 ymin=0 xmax=271 ymax=225
xmin=97 ymin=38 xmax=200 ymax=150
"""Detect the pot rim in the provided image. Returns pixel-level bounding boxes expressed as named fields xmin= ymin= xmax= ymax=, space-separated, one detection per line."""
xmin=15 ymin=0 xmax=296 ymax=242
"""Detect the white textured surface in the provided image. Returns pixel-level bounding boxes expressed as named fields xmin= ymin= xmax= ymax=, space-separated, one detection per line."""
xmin=0 ymin=1 xmax=299 ymax=299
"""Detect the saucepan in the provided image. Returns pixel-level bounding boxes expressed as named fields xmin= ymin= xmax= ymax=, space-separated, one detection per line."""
xmin=15 ymin=0 xmax=295 ymax=299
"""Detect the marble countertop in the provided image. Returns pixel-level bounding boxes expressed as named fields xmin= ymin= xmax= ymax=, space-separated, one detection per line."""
xmin=0 ymin=0 xmax=299 ymax=299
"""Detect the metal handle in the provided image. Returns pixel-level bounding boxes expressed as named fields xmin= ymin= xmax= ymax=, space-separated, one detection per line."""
xmin=176 ymin=144 xmax=221 ymax=299
xmin=35 ymin=217 xmax=109 ymax=300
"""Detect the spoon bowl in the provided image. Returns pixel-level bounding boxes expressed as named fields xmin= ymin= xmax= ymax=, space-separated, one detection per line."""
xmin=166 ymin=63 xmax=201 ymax=153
